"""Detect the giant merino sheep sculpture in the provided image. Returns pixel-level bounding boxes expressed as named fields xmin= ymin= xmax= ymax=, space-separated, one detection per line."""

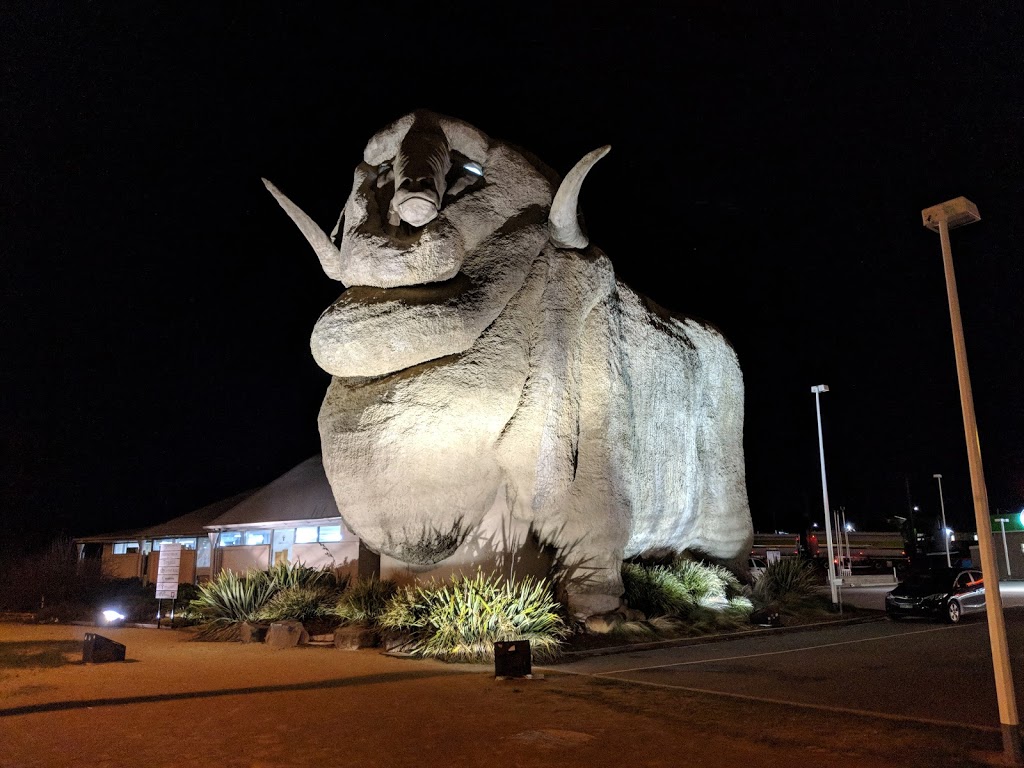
xmin=264 ymin=110 xmax=752 ymax=617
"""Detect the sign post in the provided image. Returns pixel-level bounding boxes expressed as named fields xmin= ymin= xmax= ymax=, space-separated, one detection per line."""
xmin=155 ymin=543 xmax=182 ymax=629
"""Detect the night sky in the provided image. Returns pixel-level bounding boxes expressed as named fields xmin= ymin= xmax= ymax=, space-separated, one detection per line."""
xmin=3 ymin=4 xmax=1023 ymax=553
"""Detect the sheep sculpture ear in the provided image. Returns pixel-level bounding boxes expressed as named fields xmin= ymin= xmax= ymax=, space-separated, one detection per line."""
xmin=262 ymin=177 xmax=344 ymax=282
xmin=548 ymin=145 xmax=611 ymax=250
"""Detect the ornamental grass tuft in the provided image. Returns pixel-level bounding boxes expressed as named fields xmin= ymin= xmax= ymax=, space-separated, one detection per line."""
xmin=378 ymin=572 xmax=568 ymax=663
xmin=189 ymin=562 xmax=347 ymax=640
xmin=266 ymin=561 xmax=348 ymax=591
xmin=333 ymin=576 xmax=398 ymax=625
xmin=621 ymin=563 xmax=695 ymax=618
xmin=622 ymin=558 xmax=752 ymax=625
xmin=256 ymin=585 xmax=338 ymax=625
xmin=189 ymin=569 xmax=277 ymax=639
xmin=751 ymin=557 xmax=819 ymax=607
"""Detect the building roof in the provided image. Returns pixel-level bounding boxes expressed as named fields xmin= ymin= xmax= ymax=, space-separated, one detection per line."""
xmin=142 ymin=490 xmax=256 ymax=539
xmin=205 ymin=455 xmax=341 ymax=529
xmin=73 ymin=490 xmax=258 ymax=544
xmin=74 ymin=526 xmax=151 ymax=545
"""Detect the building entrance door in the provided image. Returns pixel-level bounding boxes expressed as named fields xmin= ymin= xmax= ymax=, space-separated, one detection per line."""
xmin=272 ymin=528 xmax=295 ymax=566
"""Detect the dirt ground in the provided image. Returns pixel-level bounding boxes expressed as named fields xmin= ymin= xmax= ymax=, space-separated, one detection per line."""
xmin=0 ymin=622 xmax=1012 ymax=768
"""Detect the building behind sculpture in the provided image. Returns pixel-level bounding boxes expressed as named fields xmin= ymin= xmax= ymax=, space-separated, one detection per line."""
xmin=74 ymin=455 xmax=552 ymax=587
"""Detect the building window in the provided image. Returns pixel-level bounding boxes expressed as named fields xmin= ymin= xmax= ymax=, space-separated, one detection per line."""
xmin=218 ymin=530 xmax=270 ymax=546
xmin=295 ymin=525 xmax=342 ymax=543
xmin=196 ymin=538 xmax=211 ymax=568
xmin=153 ymin=538 xmax=198 ymax=551
xmin=318 ymin=525 xmax=342 ymax=542
xmin=112 ymin=541 xmax=140 ymax=555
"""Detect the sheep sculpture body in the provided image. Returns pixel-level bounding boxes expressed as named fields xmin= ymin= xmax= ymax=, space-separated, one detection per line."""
xmin=265 ymin=110 xmax=752 ymax=617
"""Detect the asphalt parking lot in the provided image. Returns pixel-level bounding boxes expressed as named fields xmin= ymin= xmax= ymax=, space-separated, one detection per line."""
xmin=831 ymin=579 xmax=1024 ymax=612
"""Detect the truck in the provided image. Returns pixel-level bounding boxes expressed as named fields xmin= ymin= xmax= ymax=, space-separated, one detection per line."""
xmin=750 ymin=533 xmax=802 ymax=560
xmin=807 ymin=530 xmax=909 ymax=571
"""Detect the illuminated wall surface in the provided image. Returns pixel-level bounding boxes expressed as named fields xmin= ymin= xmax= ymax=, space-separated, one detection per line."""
xmin=267 ymin=111 xmax=753 ymax=616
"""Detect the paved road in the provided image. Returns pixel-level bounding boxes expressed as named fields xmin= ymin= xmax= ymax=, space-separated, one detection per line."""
xmin=540 ymin=608 xmax=1024 ymax=732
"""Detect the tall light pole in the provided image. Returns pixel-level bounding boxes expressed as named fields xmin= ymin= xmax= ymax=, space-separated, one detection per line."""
xmin=811 ymin=384 xmax=838 ymax=606
xmin=995 ymin=517 xmax=1013 ymax=577
xmin=922 ymin=196 xmax=1020 ymax=762
xmin=933 ymin=473 xmax=951 ymax=567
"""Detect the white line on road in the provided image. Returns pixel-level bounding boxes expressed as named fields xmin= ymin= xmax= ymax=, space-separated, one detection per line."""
xmin=592 ymin=623 xmax=970 ymax=676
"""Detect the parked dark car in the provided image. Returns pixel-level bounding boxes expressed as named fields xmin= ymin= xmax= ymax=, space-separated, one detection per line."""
xmin=885 ymin=567 xmax=985 ymax=623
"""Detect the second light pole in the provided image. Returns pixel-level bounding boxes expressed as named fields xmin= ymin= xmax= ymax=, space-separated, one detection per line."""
xmin=812 ymin=384 xmax=838 ymax=606
xmin=933 ymin=473 xmax=951 ymax=567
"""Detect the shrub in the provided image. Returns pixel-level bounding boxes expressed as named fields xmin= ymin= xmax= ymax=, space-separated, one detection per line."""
xmin=256 ymin=585 xmax=338 ymax=624
xmin=190 ymin=569 xmax=277 ymax=627
xmin=669 ymin=558 xmax=745 ymax=603
xmin=622 ymin=559 xmax=752 ymax=625
xmin=266 ymin=561 xmax=348 ymax=592
xmin=378 ymin=572 xmax=568 ymax=662
xmin=188 ymin=562 xmax=351 ymax=639
xmin=621 ymin=564 xmax=695 ymax=617
xmin=333 ymin=577 xmax=398 ymax=625
xmin=752 ymin=558 xmax=819 ymax=606
xmin=1 ymin=536 xmax=103 ymax=613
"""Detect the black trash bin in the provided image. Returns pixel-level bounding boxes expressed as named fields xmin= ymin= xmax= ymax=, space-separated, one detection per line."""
xmin=83 ymin=633 xmax=126 ymax=663
xmin=494 ymin=640 xmax=531 ymax=678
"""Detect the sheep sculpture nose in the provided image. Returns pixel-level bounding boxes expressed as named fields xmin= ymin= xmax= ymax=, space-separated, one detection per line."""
xmin=390 ymin=114 xmax=452 ymax=228
xmin=395 ymin=176 xmax=440 ymax=226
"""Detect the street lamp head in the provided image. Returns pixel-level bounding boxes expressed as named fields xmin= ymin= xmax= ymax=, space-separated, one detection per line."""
xmin=811 ymin=384 xmax=829 ymax=394
xmin=921 ymin=197 xmax=980 ymax=232
xmin=933 ymin=473 xmax=942 ymax=479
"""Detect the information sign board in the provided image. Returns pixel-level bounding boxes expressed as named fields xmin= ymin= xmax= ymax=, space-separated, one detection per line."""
xmin=155 ymin=543 xmax=182 ymax=600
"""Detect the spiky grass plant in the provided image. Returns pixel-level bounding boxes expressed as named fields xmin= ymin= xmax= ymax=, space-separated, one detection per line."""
xmin=751 ymin=557 xmax=819 ymax=607
xmin=266 ymin=561 xmax=347 ymax=591
xmin=621 ymin=563 xmax=696 ymax=617
xmin=333 ymin=576 xmax=398 ymax=625
xmin=668 ymin=558 xmax=744 ymax=604
xmin=378 ymin=572 xmax=568 ymax=662
xmin=256 ymin=585 xmax=338 ymax=624
xmin=189 ymin=562 xmax=349 ymax=640
xmin=189 ymin=569 xmax=278 ymax=639
xmin=623 ymin=559 xmax=753 ymax=626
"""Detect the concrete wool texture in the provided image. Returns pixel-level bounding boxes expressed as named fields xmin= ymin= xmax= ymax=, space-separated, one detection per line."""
xmin=269 ymin=110 xmax=752 ymax=617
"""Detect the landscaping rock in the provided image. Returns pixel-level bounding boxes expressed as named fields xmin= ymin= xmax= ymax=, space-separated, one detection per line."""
xmin=239 ymin=622 xmax=269 ymax=644
xmin=267 ymin=620 xmax=309 ymax=649
xmin=584 ymin=612 xmax=623 ymax=634
xmin=333 ymin=624 xmax=380 ymax=650
xmin=615 ymin=607 xmax=646 ymax=623
xmin=380 ymin=629 xmax=416 ymax=654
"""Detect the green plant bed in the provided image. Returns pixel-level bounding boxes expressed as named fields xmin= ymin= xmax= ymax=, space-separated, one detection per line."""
xmin=189 ymin=563 xmax=346 ymax=641
xmin=378 ymin=572 xmax=568 ymax=663
xmin=333 ymin=576 xmax=398 ymax=625
xmin=621 ymin=557 xmax=751 ymax=625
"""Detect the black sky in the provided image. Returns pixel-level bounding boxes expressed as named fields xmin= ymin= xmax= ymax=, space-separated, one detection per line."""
xmin=3 ymin=3 xmax=1023 ymax=552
